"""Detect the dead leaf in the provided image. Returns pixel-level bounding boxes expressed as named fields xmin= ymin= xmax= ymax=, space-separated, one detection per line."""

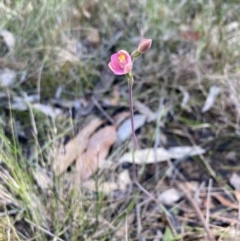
xmin=117 ymin=114 xmax=146 ymax=142
xmin=134 ymin=100 xmax=156 ymax=122
xmin=119 ymin=148 xmax=171 ymax=165
xmin=225 ymin=151 xmax=236 ymax=162
xmin=0 ymin=68 xmax=16 ymax=87
xmin=179 ymin=86 xmax=190 ymax=110
xmin=158 ymin=188 xmax=182 ymax=205
xmin=168 ymin=146 xmax=206 ymax=158
xmin=7 ymin=95 xmax=39 ymax=111
xmin=235 ymin=190 xmax=240 ymax=202
xmin=118 ymin=170 xmax=132 ymax=190
xmin=75 ymin=125 xmax=116 ymax=181
xmin=33 ymin=103 xmax=62 ymax=118
xmin=113 ymin=111 xmax=130 ymax=128
xmin=119 ymin=146 xmax=205 ymax=165
xmin=0 ymin=29 xmax=15 ymax=52
xmin=202 ymin=86 xmax=221 ymax=113
xmin=230 ymin=173 xmax=240 ymax=191
xmin=53 ymin=118 xmax=103 ymax=175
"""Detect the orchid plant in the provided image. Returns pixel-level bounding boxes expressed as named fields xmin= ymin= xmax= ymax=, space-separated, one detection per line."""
xmin=108 ymin=39 xmax=152 ymax=149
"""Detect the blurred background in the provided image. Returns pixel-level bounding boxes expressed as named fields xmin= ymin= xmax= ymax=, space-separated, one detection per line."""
xmin=1 ymin=0 xmax=240 ymax=240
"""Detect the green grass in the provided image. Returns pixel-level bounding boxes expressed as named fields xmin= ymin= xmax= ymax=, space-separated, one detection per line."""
xmin=1 ymin=0 xmax=240 ymax=240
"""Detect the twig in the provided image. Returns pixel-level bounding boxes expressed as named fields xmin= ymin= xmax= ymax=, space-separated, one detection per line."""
xmin=206 ymin=179 xmax=213 ymax=225
xmin=175 ymin=182 xmax=216 ymax=241
xmin=237 ymin=199 xmax=240 ymax=241
xmin=136 ymin=202 xmax=143 ymax=241
xmin=211 ymin=214 xmax=240 ymax=225
xmin=125 ymin=212 xmax=128 ymax=241
xmin=92 ymin=96 xmax=115 ymax=124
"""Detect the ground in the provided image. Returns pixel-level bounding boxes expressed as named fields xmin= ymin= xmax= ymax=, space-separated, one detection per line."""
xmin=1 ymin=0 xmax=240 ymax=240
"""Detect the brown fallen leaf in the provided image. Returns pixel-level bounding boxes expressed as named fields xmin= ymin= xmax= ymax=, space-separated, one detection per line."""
xmin=113 ymin=111 xmax=130 ymax=128
xmin=75 ymin=125 xmax=117 ymax=182
xmin=235 ymin=190 xmax=240 ymax=202
xmin=53 ymin=118 xmax=103 ymax=175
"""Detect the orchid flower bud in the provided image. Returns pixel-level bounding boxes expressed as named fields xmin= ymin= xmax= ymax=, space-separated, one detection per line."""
xmin=137 ymin=39 xmax=152 ymax=53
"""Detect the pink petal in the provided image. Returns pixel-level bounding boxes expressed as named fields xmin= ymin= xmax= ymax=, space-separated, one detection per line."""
xmin=124 ymin=63 xmax=133 ymax=74
xmin=118 ymin=50 xmax=129 ymax=56
xmin=118 ymin=50 xmax=132 ymax=63
xmin=108 ymin=63 xmax=125 ymax=75
xmin=111 ymin=53 xmax=121 ymax=69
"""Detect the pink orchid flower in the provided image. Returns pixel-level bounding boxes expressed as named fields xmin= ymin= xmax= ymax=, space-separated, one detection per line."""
xmin=108 ymin=50 xmax=133 ymax=75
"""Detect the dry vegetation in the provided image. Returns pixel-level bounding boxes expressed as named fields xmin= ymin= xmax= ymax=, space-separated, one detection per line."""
xmin=1 ymin=0 xmax=240 ymax=240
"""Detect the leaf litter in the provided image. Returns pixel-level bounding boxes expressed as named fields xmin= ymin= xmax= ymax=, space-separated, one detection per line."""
xmin=117 ymin=114 xmax=146 ymax=142
xmin=119 ymin=146 xmax=205 ymax=165
xmin=0 ymin=29 xmax=15 ymax=53
xmin=0 ymin=68 xmax=16 ymax=87
xmin=75 ymin=125 xmax=117 ymax=182
xmin=2 ymin=2 xmax=240 ymax=240
xmin=53 ymin=118 xmax=103 ymax=175
xmin=201 ymin=86 xmax=221 ymax=113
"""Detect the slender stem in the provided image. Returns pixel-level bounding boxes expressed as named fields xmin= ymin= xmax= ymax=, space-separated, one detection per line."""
xmin=128 ymin=82 xmax=138 ymax=150
xmin=127 ymin=76 xmax=176 ymax=235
